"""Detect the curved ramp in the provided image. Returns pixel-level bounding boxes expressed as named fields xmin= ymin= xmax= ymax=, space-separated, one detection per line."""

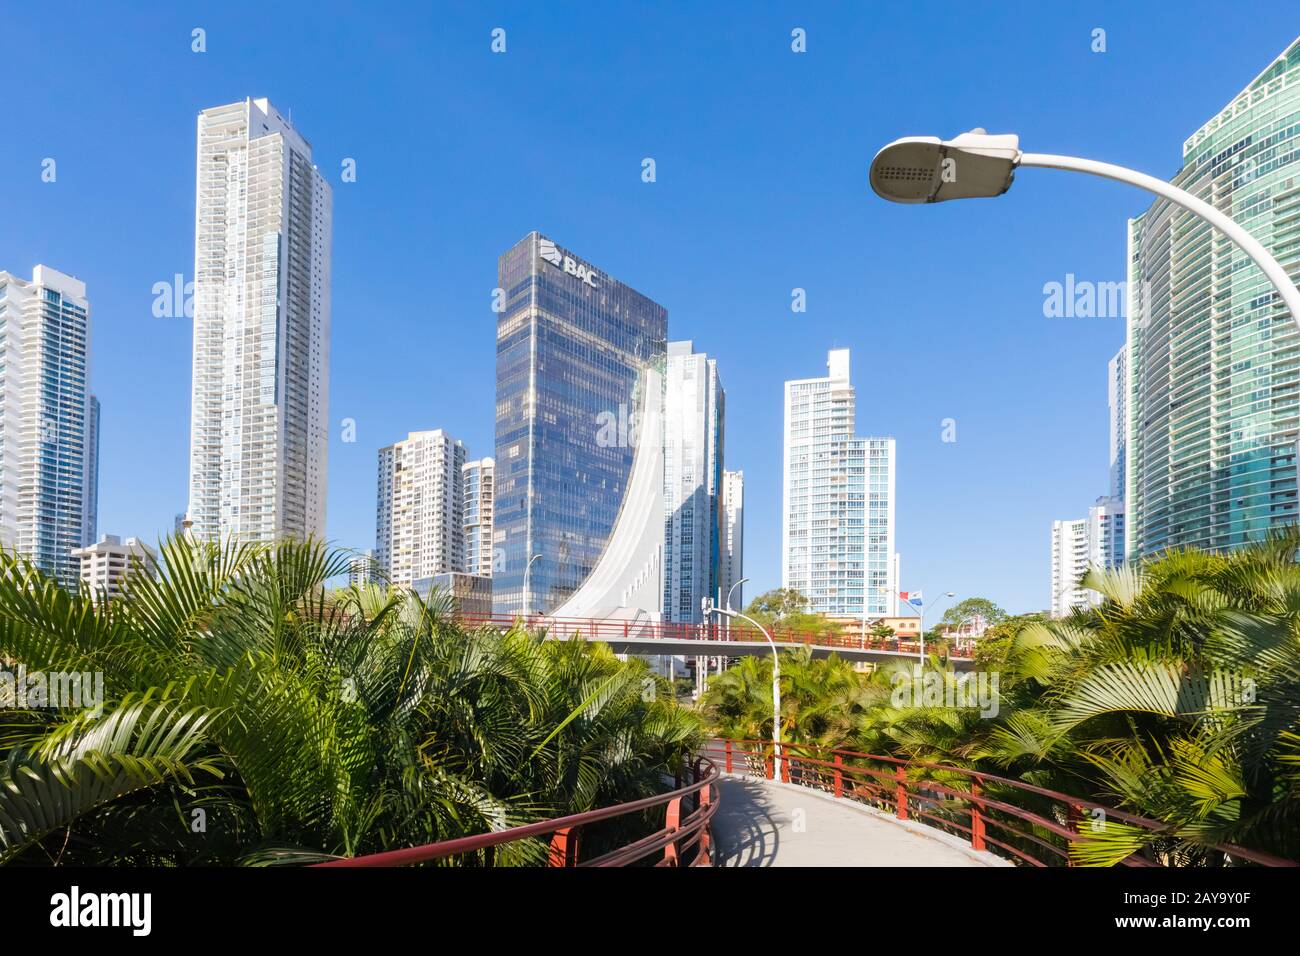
xmin=712 ymin=775 xmax=1009 ymax=867
xmin=550 ymin=366 xmax=664 ymax=621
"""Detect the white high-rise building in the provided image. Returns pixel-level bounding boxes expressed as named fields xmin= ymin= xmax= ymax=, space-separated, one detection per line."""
xmin=783 ymin=349 xmax=896 ymax=618
xmin=1050 ymin=518 xmax=1091 ymax=618
xmin=662 ymin=342 xmax=724 ymax=624
xmin=375 ymin=430 xmax=466 ymax=587
xmin=1087 ymin=496 xmax=1125 ymax=575
xmin=462 ymin=458 xmax=495 ymax=578
xmin=348 ymin=549 xmax=379 ymax=587
xmin=0 ymin=265 xmax=99 ymax=588
xmin=187 ymin=97 xmax=332 ymax=544
xmin=720 ymin=470 xmax=744 ymax=610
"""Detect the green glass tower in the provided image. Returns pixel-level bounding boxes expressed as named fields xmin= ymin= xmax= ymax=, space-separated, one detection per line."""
xmin=1127 ymin=38 xmax=1300 ymax=558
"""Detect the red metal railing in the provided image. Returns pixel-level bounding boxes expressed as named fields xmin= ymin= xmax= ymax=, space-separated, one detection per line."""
xmin=314 ymin=756 xmax=719 ymax=868
xmin=705 ymin=739 xmax=1298 ymax=868
xmin=454 ymin=612 xmax=973 ymax=660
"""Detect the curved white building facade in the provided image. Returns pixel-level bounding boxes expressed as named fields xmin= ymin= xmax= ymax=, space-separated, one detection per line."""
xmin=550 ymin=367 xmax=665 ymax=623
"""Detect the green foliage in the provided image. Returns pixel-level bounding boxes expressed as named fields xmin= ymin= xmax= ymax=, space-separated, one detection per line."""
xmin=743 ymin=588 xmax=847 ymax=641
xmin=940 ymin=597 xmax=1008 ymax=631
xmin=973 ymin=613 xmax=1046 ymax=670
xmin=702 ymin=534 xmax=1300 ymax=864
xmin=0 ymin=538 xmax=700 ymax=865
xmin=743 ymin=588 xmax=809 ymax=621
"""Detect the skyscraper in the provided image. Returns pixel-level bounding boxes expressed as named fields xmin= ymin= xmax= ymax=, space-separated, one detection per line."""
xmin=1080 ymin=348 xmax=1128 ymax=574
xmin=187 ymin=97 xmax=332 ymax=544
xmin=0 ymin=265 xmax=98 ymax=588
xmin=662 ymin=341 xmax=724 ymax=624
xmin=783 ymin=349 xmax=896 ymax=618
xmin=720 ymin=469 xmax=745 ymax=611
xmin=375 ymin=430 xmax=466 ymax=588
xmin=1108 ymin=347 xmax=1127 ymax=502
xmin=462 ymin=457 xmax=495 ymax=577
xmin=1050 ymin=518 xmax=1091 ymax=618
xmin=493 ymin=232 xmax=667 ymax=615
xmin=84 ymin=394 xmax=100 ymax=547
xmin=1126 ymin=39 xmax=1300 ymax=559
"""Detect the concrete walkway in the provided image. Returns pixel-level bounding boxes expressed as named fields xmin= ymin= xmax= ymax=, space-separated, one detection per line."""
xmin=712 ymin=775 xmax=1009 ymax=867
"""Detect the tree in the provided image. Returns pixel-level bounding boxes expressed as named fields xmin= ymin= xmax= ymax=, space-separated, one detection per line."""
xmin=744 ymin=588 xmax=810 ymax=621
xmin=699 ymin=647 xmax=893 ymax=752
xmin=869 ymin=621 xmax=895 ymax=640
xmin=702 ymin=534 xmax=1300 ymax=864
xmin=971 ymin=612 xmax=1044 ymax=670
xmin=0 ymin=537 xmax=701 ymax=866
xmin=939 ymin=597 xmax=1008 ymax=632
xmin=741 ymin=587 xmax=846 ymax=641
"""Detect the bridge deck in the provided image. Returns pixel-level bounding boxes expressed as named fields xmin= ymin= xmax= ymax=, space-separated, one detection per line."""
xmin=599 ymin=637 xmax=975 ymax=668
xmin=712 ymin=775 xmax=1009 ymax=867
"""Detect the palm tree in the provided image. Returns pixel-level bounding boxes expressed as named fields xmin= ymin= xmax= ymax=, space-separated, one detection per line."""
xmin=976 ymin=535 xmax=1300 ymax=863
xmin=699 ymin=534 xmax=1300 ymax=864
xmin=0 ymin=537 xmax=700 ymax=865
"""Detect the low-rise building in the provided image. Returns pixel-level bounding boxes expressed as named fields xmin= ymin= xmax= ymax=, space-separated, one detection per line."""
xmin=413 ymin=571 xmax=492 ymax=618
xmin=72 ymin=535 xmax=154 ymax=603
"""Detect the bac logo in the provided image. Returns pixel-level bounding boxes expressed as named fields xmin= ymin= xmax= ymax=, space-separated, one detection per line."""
xmin=538 ymin=237 xmax=563 ymax=266
xmin=538 ymin=237 xmax=599 ymax=288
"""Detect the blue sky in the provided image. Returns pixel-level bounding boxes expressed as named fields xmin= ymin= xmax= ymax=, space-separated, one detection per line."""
xmin=1 ymin=1 xmax=1296 ymax=613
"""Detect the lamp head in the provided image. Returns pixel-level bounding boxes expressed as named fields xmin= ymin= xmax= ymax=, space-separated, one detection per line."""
xmin=870 ymin=129 xmax=1021 ymax=204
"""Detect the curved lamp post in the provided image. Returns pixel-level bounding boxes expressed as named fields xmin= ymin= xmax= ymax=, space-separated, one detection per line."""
xmin=706 ymin=597 xmax=782 ymax=781
xmin=878 ymin=587 xmax=955 ymax=667
xmin=522 ymin=553 xmax=542 ymax=619
xmin=721 ymin=576 xmax=749 ymax=643
xmin=726 ymin=576 xmax=748 ymax=613
xmin=868 ymin=129 xmax=1300 ymax=325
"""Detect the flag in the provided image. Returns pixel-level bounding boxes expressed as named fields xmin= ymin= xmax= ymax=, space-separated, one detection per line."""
xmin=900 ymin=590 xmax=923 ymax=609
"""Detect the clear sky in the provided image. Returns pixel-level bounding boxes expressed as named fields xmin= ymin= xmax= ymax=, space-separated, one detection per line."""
xmin=2 ymin=1 xmax=1296 ymax=613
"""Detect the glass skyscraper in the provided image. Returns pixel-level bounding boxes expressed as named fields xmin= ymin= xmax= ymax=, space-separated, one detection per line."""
xmin=493 ymin=232 xmax=667 ymax=615
xmin=1127 ymin=39 xmax=1300 ymax=557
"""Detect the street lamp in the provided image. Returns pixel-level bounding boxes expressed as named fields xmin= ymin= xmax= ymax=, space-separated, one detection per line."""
xmin=869 ymin=129 xmax=1300 ymax=325
xmin=726 ymin=576 xmax=748 ymax=613
xmin=879 ymin=587 xmax=955 ymax=667
xmin=720 ymin=575 xmax=749 ymax=646
xmin=522 ymin=553 xmax=542 ymax=619
xmin=706 ymin=597 xmax=782 ymax=781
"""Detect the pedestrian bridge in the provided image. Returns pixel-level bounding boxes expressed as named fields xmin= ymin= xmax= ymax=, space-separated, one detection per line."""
xmin=314 ymin=740 xmax=1298 ymax=869
xmin=456 ymin=613 xmax=977 ymax=669
xmin=712 ymin=774 xmax=1004 ymax=866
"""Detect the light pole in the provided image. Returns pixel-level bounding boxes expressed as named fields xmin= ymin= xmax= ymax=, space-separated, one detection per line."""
xmin=721 ymin=575 xmax=748 ymax=653
xmin=522 ymin=553 xmax=542 ymax=619
xmin=879 ymin=587 xmax=955 ymax=667
xmin=726 ymin=576 xmax=748 ymax=613
xmin=868 ymin=129 xmax=1300 ymax=325
xmin=707 ymin=598 xmax=782 ymax=781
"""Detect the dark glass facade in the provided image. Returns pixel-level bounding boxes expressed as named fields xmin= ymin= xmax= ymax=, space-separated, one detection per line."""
xmin=493 ymin=232 xmax=667 ymax=614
